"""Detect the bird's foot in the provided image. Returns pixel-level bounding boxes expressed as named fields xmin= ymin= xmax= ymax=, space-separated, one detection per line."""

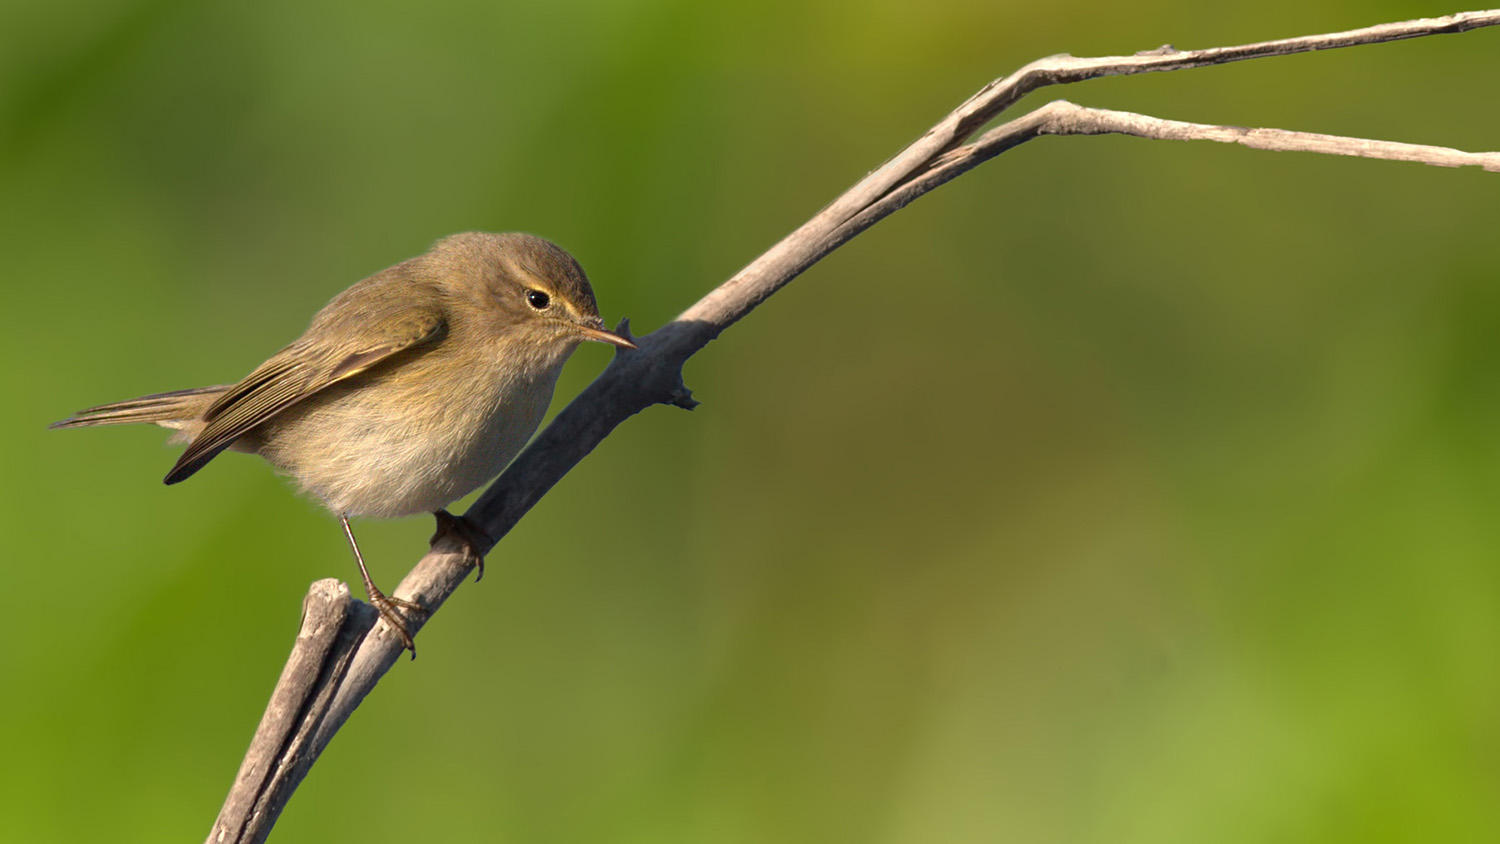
xmin=339 ymin=513 xmax=424 ymax=659
xmin=431 ymin=509 xmax=491 ymax=582
xmin=363 ymin=581 xmax=425 ymax=659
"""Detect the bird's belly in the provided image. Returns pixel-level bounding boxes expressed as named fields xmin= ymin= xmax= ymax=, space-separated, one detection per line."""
xmin=253 ymin=373 xmax=556 ymax=519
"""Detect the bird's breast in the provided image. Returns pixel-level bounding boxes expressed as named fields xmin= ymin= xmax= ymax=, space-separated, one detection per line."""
xmin=252 ymin=347 xmax=567 ymax=518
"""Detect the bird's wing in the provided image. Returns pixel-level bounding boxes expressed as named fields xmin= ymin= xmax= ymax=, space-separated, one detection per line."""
xmin=164 ymin=292 xmax=447 ymax=485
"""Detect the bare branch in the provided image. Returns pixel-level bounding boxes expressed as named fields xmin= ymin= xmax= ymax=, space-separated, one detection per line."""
xmin=208 ymin=581 xmax=374 ymax=844
xmin=206 ymin=11 xmax=1500 ymax=843
xmin=1025 ymin=102 xmax=1500 ymax=170
xmin=866 ymin=100 xmax=1500 ymax=227
xmin=936 ymin=8 xmax=1500 ymax=155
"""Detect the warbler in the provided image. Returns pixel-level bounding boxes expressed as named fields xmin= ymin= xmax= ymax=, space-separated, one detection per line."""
xmin=52 ymin=232 xmax=636 ymax=655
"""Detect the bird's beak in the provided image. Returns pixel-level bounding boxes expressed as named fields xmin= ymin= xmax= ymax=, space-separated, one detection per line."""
xmin=578 ymin=323 xmax=638 ymax=349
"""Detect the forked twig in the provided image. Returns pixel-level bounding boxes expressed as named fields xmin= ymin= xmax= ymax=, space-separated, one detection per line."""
xmin=206 ymin=10 xmax=1500 ymax=843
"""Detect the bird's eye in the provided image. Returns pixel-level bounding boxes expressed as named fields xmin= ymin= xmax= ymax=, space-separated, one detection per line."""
xmin=526 ymin=289 xmax=551 ymax=310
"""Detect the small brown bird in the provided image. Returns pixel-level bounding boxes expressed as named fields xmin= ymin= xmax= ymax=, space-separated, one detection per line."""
xmin=53 ymin=232 xmax=636 ymax=655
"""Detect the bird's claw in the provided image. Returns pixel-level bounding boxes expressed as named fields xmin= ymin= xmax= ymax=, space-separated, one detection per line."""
xmin=430 ymin=509 xmax=491 ymax=582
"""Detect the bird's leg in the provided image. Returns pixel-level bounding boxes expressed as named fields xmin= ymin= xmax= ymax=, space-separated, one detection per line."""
xmin=340 ymin=514 xmax=423 ymax=658
xmin=430 ymin=509 xmax=491 ymax=582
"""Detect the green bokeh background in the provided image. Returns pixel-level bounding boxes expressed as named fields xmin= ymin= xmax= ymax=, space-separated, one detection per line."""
xmin=3 ymin=2 xmax=1498 ymax=842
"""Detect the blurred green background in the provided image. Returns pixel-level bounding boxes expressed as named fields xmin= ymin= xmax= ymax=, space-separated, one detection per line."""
xmin=3 ymin=1 xmax=1498 ymax=842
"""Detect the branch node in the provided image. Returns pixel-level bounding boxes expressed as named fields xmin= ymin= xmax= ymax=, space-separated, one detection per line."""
xmin=670 ymin=384 xmax=699 ymax=410
xmin=614 ymin=317 xmax=638 ymax=345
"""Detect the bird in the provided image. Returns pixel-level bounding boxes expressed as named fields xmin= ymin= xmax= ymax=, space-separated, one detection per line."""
xmin=52 ymin=232 xmax=636 ymax=656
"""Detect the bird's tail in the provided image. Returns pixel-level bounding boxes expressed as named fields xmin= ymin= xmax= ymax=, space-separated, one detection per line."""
xmin=50 ymin=386 xmax=228 ymax=430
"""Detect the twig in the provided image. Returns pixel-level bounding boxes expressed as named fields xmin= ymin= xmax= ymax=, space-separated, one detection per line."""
xmin=208 ymin=581 xmax=374 ymax=844
xmin=206 ymin=10 xmax=1500 ymax=843
xmin=972 ymin=101 xmax=1500 ymax=171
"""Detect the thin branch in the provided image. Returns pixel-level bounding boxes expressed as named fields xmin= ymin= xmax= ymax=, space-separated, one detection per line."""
xmin=206 ymin=10 xmax=1500 ymax=843
xmin=935 ymin=8 xmax=1500 ymax=157
xmin=208 ymin=581 xmax=373 ymax=844
xmin=986 ymin=102 xmax=1500 ymax=171
xmin=888 ymin=99 xmax=1500 ymax=218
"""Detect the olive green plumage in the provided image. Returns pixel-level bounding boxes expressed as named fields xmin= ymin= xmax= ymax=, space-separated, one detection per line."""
xmin=54 ymin=232 xmax=635 ymax=654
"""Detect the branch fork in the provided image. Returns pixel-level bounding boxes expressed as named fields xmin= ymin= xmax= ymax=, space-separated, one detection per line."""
xmin=207 ymin=10 xmax=1500 ymax=843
